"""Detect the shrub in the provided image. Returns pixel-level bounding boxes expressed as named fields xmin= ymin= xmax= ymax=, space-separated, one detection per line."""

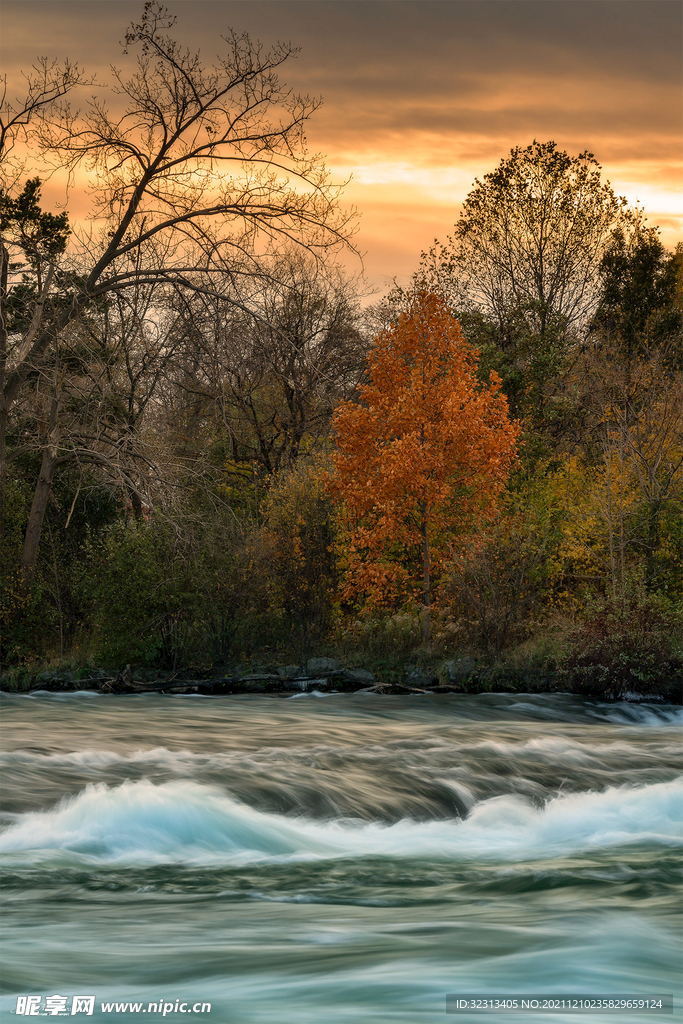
xmin=82 ymin=511 xmax=279 ymax=670
xmin=82 ymin=522 xmax=195 ymax=668
xmin=564 ymin=583 xmax=682 ymax=698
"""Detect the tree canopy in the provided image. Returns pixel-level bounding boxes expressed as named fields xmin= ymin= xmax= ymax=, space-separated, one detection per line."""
xmin=329 ymin=288 xmax=520 ymax=642
xmin=423 ymin=140 xmax=630 ymax=336
xmin=593 ymin=223 xmax=682 ymax=364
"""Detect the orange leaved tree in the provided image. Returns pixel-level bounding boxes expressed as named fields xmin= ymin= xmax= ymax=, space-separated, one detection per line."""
xmin=329 ymin=288 xmax=520 ymax=643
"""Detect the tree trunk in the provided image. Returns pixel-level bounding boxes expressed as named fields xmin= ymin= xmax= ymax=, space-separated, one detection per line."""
xmin=3 ymin=258 xmax=58 ymax=597
xmin=20 ymin=395 xmax=60 ymax=594
xmin=605 ymin=443 xmax=618 ymax=601
xmin=645 ymin=499 xmax=661 ymax=592
xmin=129 ymin=486 xmax=144 ymax=521
xmin=420 ymin=502 xmax=431 ymax=645
xmin=0 ymin=240 xmax=9 ymax=580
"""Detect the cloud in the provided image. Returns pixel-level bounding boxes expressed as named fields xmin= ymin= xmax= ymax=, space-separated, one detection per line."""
xmin=3 ymin=0 xmax=681 ymax=285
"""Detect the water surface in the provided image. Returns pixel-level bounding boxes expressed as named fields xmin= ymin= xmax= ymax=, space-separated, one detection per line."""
xmin=1 ymin=691 xmax=681 ymax=1022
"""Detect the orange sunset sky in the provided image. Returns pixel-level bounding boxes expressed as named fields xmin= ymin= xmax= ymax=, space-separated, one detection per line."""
xmin=2 ymin=0 xmax=682 ymax=294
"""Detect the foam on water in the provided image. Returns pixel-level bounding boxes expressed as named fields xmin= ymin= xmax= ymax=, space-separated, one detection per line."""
xmin=0 ymin=776 xmax=680 ymax=867
xmin=587 ymin=703 xmax=683 ymax=726
xmin=287 ymin=689 xmax=335 ymax=698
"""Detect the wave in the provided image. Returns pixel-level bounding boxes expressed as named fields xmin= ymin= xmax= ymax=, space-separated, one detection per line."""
xmin=587 ymin=704 xmax=683 ymax=727
xmin=287 ymin=690 xmax=336 ymax=698
xmin=2 ymin=726 xmax=677 ymax=773
xmin=0 ymin=776 xmax=680 ymax=867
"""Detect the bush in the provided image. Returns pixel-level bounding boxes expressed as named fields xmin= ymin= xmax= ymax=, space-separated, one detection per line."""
xmin=81 ymin=521 xmax=193 ymax=668
xmin=447 ymin=487 xmax=563 ymax=659
xmin=81 ymin=510 xmax=283 ymax=670
xmin=564 ymin=584 xmax=682 ymax=698
xmin=331 ymin=607 xmax=467 ymax=681
xmin=1 ymin=471 xmax=120 ymax=666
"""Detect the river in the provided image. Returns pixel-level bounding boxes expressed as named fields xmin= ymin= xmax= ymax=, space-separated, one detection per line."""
xmin=0 ymin=690 xmax=681 ymax=1023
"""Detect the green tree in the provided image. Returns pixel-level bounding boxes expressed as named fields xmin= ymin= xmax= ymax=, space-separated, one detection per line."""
xmin=0 ymin=178 xmax=70 ymax=292
xmin=592 ymin=223 xmax=682 ymax=365
xmin=457 ymin=300 xmax=573 ymax=461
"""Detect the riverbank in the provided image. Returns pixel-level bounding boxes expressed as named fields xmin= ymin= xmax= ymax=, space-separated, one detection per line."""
xmin=2 ymin=654 xmax=680 ymax=702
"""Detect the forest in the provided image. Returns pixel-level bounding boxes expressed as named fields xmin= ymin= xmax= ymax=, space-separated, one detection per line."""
xmin=1 ymin=3 xmax=682 ymax=698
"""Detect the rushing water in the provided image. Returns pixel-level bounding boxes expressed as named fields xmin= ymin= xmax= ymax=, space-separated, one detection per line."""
xmin=0 ymin=690 xmax=681 ymax=1023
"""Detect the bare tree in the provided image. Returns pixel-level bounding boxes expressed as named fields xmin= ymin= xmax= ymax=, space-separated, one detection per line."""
xmin=1 ymin=2 xmax=356 ymax=591
xmin=164 ymin=250 xmax=367 ymax=476
xmin=0 ymin=57 xmax=90 ymax=174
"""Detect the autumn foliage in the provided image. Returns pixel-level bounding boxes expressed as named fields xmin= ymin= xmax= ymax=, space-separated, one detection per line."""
xmin=329 ymin=289 xmax=520 ymax=639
